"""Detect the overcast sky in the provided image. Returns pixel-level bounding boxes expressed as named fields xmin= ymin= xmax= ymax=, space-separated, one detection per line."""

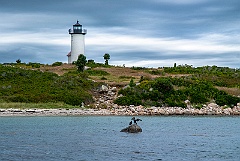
xmin=0 ymin=0 xmax=240 ymax=68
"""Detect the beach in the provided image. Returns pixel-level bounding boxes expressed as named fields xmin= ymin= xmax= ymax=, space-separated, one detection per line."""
xmin=1 ymin=102 xmax=240 ymax=116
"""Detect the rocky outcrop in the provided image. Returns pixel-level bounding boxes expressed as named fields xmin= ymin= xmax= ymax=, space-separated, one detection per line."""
xmin=120 ymin=124 xmax=142 ymax=133
xmin=93 ymin=85 xmax=240 ymax=116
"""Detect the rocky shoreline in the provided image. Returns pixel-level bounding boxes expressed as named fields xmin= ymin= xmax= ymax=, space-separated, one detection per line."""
xmin=1 ymin=102 xmax=240 ymax=116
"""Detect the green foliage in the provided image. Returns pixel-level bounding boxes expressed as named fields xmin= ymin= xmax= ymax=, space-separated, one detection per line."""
xmin=129 ymin=78 xmax=136 ymax=87
xmin=27 ymin=62 xmax=41 ymax=68
xmin=88 ymin=59 xmax=95 ymax=64
xmin=100 ymin=76 xmax=107 ymax=80
xmin=0 ymin=65 xmax=94 ymax=106
xmin=114 ymin=96 xmax=142 ymax=106
xmin=86 ymin=69 xmax=109 ymax=76
xmin=16 ymin=59 xmax=21 ymax=63
xmin=152 ymin=78 xmax=174 ymax=94
xmin=148 ymin=70 xmax=165 ymax=75
xmin=75 ymin=54 xmax=87 ymax=72
xmin=215 ymin=93 xmax=240 ymax=107
xmin=131 ymin=66 xmax=146 ymax=70
xmin=114 ymin=76 xmax=240 ymax=108
xmin=52 ymin=62 xmax=63 ymax=67
xmin=103 ymin=53 xmax=110 ymax=65
xmin=0 ymin=102 xmax=77 ymax=109
xmin=164 ymin=65 xmax=240 ymax=88
xmin=86 ymin=62 xmax=110 ymax=68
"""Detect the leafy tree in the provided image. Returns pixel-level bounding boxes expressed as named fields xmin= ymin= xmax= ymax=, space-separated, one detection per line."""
xmin=129 ymin=78 xmax=136 ymax=87
xmin=103 ymin=53 xmax=110 ymax=65
xmin=152 ymin=78 xmax=174 ymax=94
xmin=52 ymin=62 xmax=63 ymax=67
xmin=16 ymin=59 xmax=21 ymax=63
xmin=75 ymin=54 xmax=87 ymax=72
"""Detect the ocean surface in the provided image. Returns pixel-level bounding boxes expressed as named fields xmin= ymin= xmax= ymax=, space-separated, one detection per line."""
xmin=0 ymin=116 xmax=240 ymax=161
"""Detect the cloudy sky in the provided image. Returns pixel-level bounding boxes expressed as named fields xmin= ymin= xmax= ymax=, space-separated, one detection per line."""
xmin=0 ymin=0 xmax=240 ymax=68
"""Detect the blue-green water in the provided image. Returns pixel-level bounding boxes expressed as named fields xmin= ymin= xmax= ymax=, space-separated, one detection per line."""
xmin=0 ymin=116 xmax=240 ymax=161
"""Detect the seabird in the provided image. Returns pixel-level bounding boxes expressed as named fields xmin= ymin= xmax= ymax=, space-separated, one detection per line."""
xmin=131 ymin=117 xmax=142 ymax=124
xmin=129 ymin=121 xmax=132 ymax=125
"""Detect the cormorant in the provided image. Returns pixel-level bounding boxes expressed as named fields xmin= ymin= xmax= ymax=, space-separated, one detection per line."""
xmin=131 ymin=117 xmax=142 ymax=124
xmin=129 ymin=121 xmax=132 ymax=125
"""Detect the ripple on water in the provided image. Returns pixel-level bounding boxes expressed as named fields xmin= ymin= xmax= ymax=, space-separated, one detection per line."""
xmin=0 ymin=116 xmax=240 ymax=161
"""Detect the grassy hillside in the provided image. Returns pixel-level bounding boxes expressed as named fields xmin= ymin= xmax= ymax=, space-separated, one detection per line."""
xmin=1 ymin=62 xmax=240 ymax=108
xmin=114 ymin=65 xmax=240 ymax=108
xmin=0 ymin=64 xmax=95 ymax=106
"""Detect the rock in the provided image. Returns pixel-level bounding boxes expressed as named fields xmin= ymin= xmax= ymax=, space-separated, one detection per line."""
xmin=111 ymin=87 xmax=117 ymax=92
xmin=237 ymin=103 xmax=240 ymax=107
xmin=123 ymin=85 xmax=130 ymax=90
xmin=184 ymin=100 xmax=191 ymax=108
xmin=99 ymin=85 xmax=108 ymax=93
xmin=120 ymin=124 xmax=142 ymax=133
xmin=223 ymin=108 xmax=231 ymax=115
xmin=208 ymin=103 xmax=218 ymax=109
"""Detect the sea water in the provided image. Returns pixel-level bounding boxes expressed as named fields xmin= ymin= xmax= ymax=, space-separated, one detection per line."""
xmin=0 ymin=116 xmax=240 ymax=161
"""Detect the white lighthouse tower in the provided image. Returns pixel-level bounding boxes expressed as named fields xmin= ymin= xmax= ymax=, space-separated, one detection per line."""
xmin=67 ymin=21 xmax=87 ymax=64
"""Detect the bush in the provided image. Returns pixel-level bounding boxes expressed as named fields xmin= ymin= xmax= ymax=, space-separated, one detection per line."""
xmin=86 ymin=62 xmax=110 ymax=68
xmin=27 ymin=62 xmax=41 ymax=68
xmin=152 ymin=78 xmax=174 ymax=94
xmin=115 ymin=75 xmax=240 ymax=108
xmin=114 ymin=96 xmax=141 ymax=106
xmin=52 ymin=62 xmax=63 ymax=67
xmin=215 ymin=94 xmax=240 ymax=107
xmin=86 ymin=69 xmax=109 ymax=76
xmin=0 ymin=65 xmax=94 ymax=106
xmin=101 ymin=76 xmax=107 ymax=80
xmin=129 ymin=78 xmax=136 ymax=87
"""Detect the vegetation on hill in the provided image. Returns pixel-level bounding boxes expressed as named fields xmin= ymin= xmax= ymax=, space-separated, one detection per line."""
xmin=114 ymin=77 xmax=240 ymax=108
xmin=0 ymin=62 xmax=240 ymax=108
xmin=164 ymin=65 xmax=240 ymax=88
xmin=0 ymin=64 xmax=95 ymax=106
xmin=114 ymin=65 xmax=240 ymax=108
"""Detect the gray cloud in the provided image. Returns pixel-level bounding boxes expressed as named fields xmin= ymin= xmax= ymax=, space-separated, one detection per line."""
xmin=0 ymin=0 xmax=239 ymax=68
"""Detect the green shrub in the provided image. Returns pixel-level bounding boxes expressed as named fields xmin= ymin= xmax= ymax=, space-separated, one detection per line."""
xmin=86 ymin=62 xmax=110 ymax=68
xmin=152 ymin=78 xmax=174 ymax=94
xmin=129 ymin=78 xmax=136 ymax=87
xmin=115 ymin=75 xmax=240 ymax=108
xmin=27 ymin=62 xmax=41 ymax=68
xmin=86 ymin=69 xmax=109 ymax=76
xmin=215 ymin=94 xmax=240 ymax=107
xmin=52 ymin=62 xmax=63 ymax=67
xmin=0 ymin=65 xmax=94 ymax=106
xmin=101 ymin=76 xmax=107 ymax=80
xmin=114 ymin=96 xmax=142 ymax=106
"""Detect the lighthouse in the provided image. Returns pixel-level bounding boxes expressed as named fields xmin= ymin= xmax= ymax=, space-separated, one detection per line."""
xmin=67 ymin=21 xmax=87 ymax=64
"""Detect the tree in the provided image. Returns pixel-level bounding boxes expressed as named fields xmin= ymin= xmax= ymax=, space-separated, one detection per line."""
xmin=16 ymin=59 xmax=21 ymax=63
xmin=103 ymin=53 xmax=110 ymax=65
xmin=75 ymin=54 xmax=87 ymax=72
xmin=129 ymin=78 xmax=136 ymax=87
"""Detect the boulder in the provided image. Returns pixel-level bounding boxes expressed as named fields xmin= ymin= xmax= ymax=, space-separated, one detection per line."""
xmin=99 ymin=85 xmax=108 ymax=93
xmin=120 ymin=124 xmax=142 ymax=133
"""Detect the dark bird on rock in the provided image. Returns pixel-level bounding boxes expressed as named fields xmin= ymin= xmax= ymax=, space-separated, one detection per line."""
xmin=131 ymin=117 xmax=142 ymax=124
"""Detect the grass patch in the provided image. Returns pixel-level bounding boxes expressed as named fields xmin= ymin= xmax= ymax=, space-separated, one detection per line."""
xmin=86 ymin=69 xmax=110 ymax=76
xmin=119 ymin=76 xmax=135 ymax=79
xmin=0 ymin=102 xmax=77 ymax=109
xmin=215 ymin=87 xmax=240 ymax=96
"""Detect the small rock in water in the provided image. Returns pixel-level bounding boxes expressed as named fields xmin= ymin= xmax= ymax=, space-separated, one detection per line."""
xmin=120 ymin=124 xmax=142 ymax=133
